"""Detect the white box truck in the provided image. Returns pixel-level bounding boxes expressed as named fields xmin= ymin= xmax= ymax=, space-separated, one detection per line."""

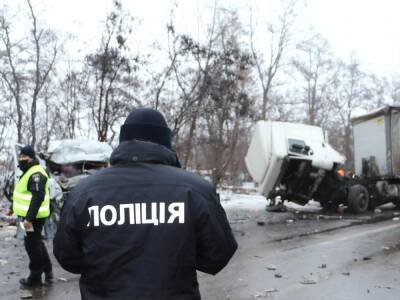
xmin=352 ymin=106 xmax=400 ymax=209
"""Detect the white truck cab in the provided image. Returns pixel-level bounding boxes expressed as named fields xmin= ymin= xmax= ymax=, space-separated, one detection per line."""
xmin=246 ymin=121 xmax=344 ymax=201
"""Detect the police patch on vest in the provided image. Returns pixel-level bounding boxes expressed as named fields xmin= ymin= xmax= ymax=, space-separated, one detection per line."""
xmin=32 ymin=173 xmax=41 ymax=183
xmin=87 ymin=202 xmax=185 ymax=227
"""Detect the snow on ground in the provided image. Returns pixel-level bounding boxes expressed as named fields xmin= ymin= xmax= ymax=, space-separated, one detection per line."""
xmin=218 ymin=188 xmax=323 ymax=213
xmin=285 ymin=200 xmax=323 ymax=213
xmin=219 ymin=190 xmax=267 ymax=211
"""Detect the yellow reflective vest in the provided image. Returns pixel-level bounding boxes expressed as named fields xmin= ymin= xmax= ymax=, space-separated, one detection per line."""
xmin=12 ymin=164 xmax=50 ymax=218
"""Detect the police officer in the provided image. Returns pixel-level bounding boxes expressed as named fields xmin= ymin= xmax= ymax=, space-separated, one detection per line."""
xmin=11 ymin=145 xmax=53 ymax=287
xmin=54 ymin=108 xmax=238 ymax=299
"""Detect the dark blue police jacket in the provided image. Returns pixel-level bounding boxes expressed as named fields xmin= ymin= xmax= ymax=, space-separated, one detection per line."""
xmin=54 ymin=139 xmax=237 ymax=300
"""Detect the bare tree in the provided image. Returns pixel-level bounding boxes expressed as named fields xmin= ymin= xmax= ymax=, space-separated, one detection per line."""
xmin=0 ymin=73 xmax=16 ymax=199
xmin=268 ymin=92 xmax=300 ymax=122
xmin=152 ymin=5 xmax=219 ymax=169
xmin=390 ymin=74 xmax=400 ymax=104
xmin=0 ymin=14 xmax=25 ymax=143
xmin=26 ymin=0 xmax=58 ymax=146
xmin=46 ymin=65 xmax=91 ymax=141
xmin=60 ymin=70 xmax=85 ymax=139
xmin=250 ymin=0 xmax=299 ymax=120
xmin=84 ymin=1 xmax=140 ymax=142
xmin=330 ymin=57 xmax=369 ymax=168
xmin=0 ymin=92 xmax=11 ymax=153
xmin=199 ymin=10 xmax=254 ymax=186
xmin=167 ymin=24 xmax=218 ymax=168
xmin=292 ymin=32 xmax=337 ymax=126
xmin=0 ymin=0 xmax=59 ymax=146
xmin=365 ymin=74 xmax=390 ymax=108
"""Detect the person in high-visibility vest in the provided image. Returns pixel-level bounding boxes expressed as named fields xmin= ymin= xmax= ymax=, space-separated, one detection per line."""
xmin=10 ymin=145 xmax=53 ymax=287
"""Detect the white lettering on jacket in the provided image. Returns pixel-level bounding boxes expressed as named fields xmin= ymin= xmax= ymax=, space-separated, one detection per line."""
xmin=87 ymin=202 xmax=185 ymax=227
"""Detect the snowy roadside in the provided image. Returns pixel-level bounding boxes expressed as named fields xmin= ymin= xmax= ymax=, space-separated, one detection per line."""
xmin=219 ymin=190 xmax=267 ymax=211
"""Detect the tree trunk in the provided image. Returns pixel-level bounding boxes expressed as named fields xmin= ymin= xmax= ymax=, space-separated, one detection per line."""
xmin=15 ymin=93 xmax=23 ymax=143
xmin=261 ymin=89 xmax=268 ymax=120
xmin=183 ymin=115 xmax=197 ymax=169
xmin=31 ymin=94 xmax=37 ymax=146
xmin=344 ymin=126 xmax=353 ymax=170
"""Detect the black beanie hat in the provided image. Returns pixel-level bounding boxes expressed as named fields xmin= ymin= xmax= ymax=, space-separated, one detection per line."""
xmin=119 ymin=108 xmax=172 ymax=149
xmin=19 ymin=145 xmax=36 ymax=159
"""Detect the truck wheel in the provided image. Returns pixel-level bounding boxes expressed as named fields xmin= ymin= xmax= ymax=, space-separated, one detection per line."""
xmin=348 ymin=184 xmax=369 ymax=214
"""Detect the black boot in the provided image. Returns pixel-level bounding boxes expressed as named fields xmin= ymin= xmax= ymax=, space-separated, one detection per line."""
xmin=44 ymin=271 xmax=54 ymax=284
xmin=19 ymin=276 xmax=42 ymax=288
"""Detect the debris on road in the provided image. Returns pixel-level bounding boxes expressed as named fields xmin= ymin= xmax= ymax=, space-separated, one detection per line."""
xmin=382 ymin=246 xmax=390 ymax=251
xmin=318 ymin=264 xmax=327 ymax=269
xmin=256 ymin=221 xmax=265 ymax=226
xmin=274 ymin=273 xmax=282 ymax=278
xmin=317 ymin=215 xmax=343 ymax=220
xmin=0 ymin=259 xmax=8 ymax=266
xmin=253 ymin=288 xmax=278 ymax=298
xmin=375 ymin=285 xmax=392 ymax=290
xmin=20 ymin=291 xmax=33 ymax=299
xmin=363 ymin=257 xmax=372 ymax=261
xmin=300 ymin=279 xmax=317 ymax=285
xmin=57 ymin=277 xmax=68 ymax=282
xmin=342 ymin=272 xmax=351 ymax=276
xmin=374 ymin=208 xmax=382 ymax=213
xmin=392 ymin=217 xmax=399 ymax=221
xmin=253 ymin=292 xmax=264 ymax=298
xmin=266 ymin=265 xmax=277 ymax=271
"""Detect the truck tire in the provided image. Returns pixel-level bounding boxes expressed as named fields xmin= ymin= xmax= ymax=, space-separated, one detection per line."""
xmin=348 ymin=184 xmax=369 ymax=214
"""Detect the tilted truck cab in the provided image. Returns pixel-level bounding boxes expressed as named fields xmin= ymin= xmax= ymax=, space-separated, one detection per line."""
xmin=245 ymin=121 xmax=346 ymax=210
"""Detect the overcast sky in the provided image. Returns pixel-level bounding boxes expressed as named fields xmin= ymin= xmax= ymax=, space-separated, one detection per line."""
xmin=4 ymin=0 xmax=400 ymax=75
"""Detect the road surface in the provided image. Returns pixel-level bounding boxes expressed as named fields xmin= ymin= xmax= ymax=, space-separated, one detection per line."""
xmin=1 ymin=201 xmax=400 ymax=299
